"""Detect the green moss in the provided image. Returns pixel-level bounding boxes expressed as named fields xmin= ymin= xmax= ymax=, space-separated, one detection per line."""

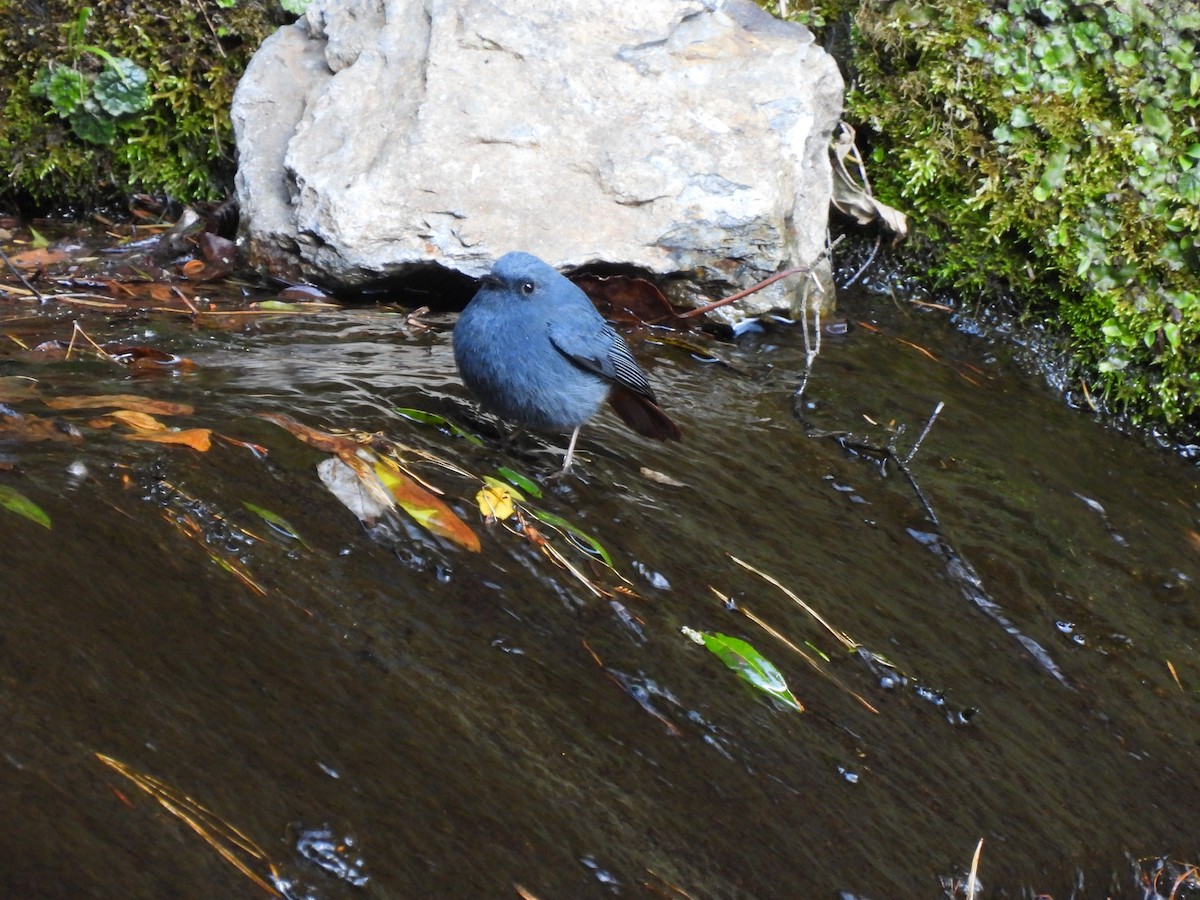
xmin=775 ymin=0 xmax=1200 ymax=433
xmin=0 ymin=0 xmax=278 ymax=207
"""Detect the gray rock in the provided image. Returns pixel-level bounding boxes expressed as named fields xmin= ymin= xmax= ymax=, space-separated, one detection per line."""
xmin=232 ymin=0 xmax=844 ymax=318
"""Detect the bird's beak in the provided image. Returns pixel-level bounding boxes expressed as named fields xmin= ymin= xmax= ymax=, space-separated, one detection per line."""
xmin=479 ymin=273 xmax=502 ymax=288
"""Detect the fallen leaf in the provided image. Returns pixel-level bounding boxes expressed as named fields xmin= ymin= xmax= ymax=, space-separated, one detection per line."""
xmin=574 ymin=273 xmax=683 ymax=325
xmin=0 ymin=377 xmax=40 ymax=402
xmin=45 ymin=394 xmax=195 ymax=416
xmin=260 ymin=412 xmax=360 ymax=455
xmin=373 ymin=455 xmax=480 ymax=551
xmin=831 ymin=122 xmax=908 ymax=237
xmin=243 ymin=501 xmax=310 ymax=549
xmin=0 ymin=409 xmax=84 ymax=442
xmin=106 ymin=409 xmax=167 ymax=431
xmin=525 ymin=508 xmax=613 ymax=568
xmin=682 ymin=627 xmax=804 ymax=712
xmin=108 ymin=346 xmax=197 ymax=375
xmin=494 ymin=466 xmax=542 ymax=498
xmin=477 ymin=479 xmax=519 ymax=520
xmin=0 ymin=484 xmax=51 ymax=528
xmin=123 ymin=428 xmax=212 ymax=451
xmin=393 ymin=406 xmax=484 ymax=445
xmin=318 ymin=456 xmax=393 ymax=524
xmin=8 ymin=247 xmax=69 ymax=269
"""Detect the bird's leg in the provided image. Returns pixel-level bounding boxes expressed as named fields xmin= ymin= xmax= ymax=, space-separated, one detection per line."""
xmin=559 ymin=425 xmax=583 ymax=474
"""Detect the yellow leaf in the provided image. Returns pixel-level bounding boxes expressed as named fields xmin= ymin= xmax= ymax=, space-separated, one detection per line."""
xmin=477 ymin=483 xmax=516 ymax=520
xmin=107 ymin=409 xmax=167 ymax=431
xmin=371 ymin=456 xmax=480 ymax=552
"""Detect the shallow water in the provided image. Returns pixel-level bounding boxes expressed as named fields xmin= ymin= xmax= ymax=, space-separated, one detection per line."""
xmin=1 ymin=257 xmax=1199 ymax=898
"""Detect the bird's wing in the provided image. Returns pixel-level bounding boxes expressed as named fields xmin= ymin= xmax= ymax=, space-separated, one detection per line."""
xmin=548 ymin=320 xmax=658 ymax=402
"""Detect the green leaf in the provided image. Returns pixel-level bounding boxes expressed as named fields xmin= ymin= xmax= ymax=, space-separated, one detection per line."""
xmin=70 ymin=99 xmax=116 ymax=145
xmin=686 ymin=629 xmax=802 ymax=712
xmin=525 ymin=508 xmax=613 ymax=568
xmin=41 ymin=65 xmax=88 ymax=115
xmin=1100 ymin=318 xmax=1126 ymax=340
xmin=93 ymin=57 xmax=150 ymax=116
xmin=280 ymin=0 xmax=312 ymax=13
xmin=495 ymin=466 xmax=542 ymax=498
xmin=1163 ymin=321 xmax=1182 ymax=350
xmin=393 ymin=407 xmax=484 ymax=446
xmin=1142 ymin=105 xmax=1172 ymax=139
xmin=0 ymin=485 xmax=51 ymax=529
xmin=243 ymin=501 xmax=310 ymax=549
xmin=1034 ymin=148 xmax=1069 ymax=201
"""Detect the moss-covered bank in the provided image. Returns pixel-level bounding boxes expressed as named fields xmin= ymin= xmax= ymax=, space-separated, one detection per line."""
xmin=0 ymin=1 xmax=277 ymax=208
xmin=795 ymin=0 xmax=1200 ymax=434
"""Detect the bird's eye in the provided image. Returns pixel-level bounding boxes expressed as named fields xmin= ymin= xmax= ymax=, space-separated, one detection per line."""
xmin=521 ymin=281 xmax=535 ymax=295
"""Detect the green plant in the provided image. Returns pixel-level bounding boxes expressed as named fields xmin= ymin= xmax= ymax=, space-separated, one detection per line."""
xmin=29 ymin=8 xmax=151 ymax=145
xmin=843 ymin=0 xmax=1200 ymax=430
xmin=0 ymin=0 xmax=277 ymax=205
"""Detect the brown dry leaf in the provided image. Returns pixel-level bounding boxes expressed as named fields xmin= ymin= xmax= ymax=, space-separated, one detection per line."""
xmin=574 ymin=273 xmax=683 ymax=325
xmin=8 ymin=247 xmax=69 ymax=269
xmin=45 ymin=394 xmax=195 ymax=416
xmin=109 ymin=346 xmax=197 ymax=375
xmin=0 ymin=409 xmax=84 ymax=442
xmin=123 ymin=428 xmax=212 ymax=451
xmin=259 ymin=412 xmax=361 ymax=455
xmin=199 ymin=232 xmax=236 ymax=269
xmin=148 ymin=283 xmax=178 ymax=303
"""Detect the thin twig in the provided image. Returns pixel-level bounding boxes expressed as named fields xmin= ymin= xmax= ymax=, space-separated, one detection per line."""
xmin=677 ymin=235 xmax=845 ymax=319
xmin=729 ymin=554 xmax=858 ymax=651
xmin=904 ymin=401 xmax=944 ymax=465
xmin=842 ymin=233 xmax=881 ymax=288
xmin=0 ymin=244 xmax=45 ymax=302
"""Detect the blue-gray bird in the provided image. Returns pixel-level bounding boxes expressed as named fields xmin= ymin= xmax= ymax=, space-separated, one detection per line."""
xmin=453 ymin=251 xmax=682 ymax=473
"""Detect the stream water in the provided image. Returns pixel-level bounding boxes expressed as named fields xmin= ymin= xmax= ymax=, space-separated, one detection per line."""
xmin=1 ymin=232 xmax=1199 ymax=898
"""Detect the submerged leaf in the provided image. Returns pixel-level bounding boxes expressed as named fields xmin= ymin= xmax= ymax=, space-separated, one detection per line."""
xmin=0 ymin=484 xmax=51 ymax=529
xmin=253 ymin=300 xmax=340 ymax=313
xmin=525 ymin=508 xmax=613 ymax=568
xmin=259 ymin=412 xmax=359 ymax=455
xmin=122 ymin=428 xmax=212 ymax=451
xmin=683 ymin=627 xmax=803 ymax=712
xmin=373 ymin=456 xmax=480 ymax=551
xmin=393 ymin=407 xmax=484 ymax=446
xmin=45 ymin=394 xmax=194 ymax=416
xmin=318 ymin=456 xmax=392 ymax=524
xmin=242 ymin=501 xmax=309 ymax=549
xmin=105 ymin=409 xmax=166 ymax=431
